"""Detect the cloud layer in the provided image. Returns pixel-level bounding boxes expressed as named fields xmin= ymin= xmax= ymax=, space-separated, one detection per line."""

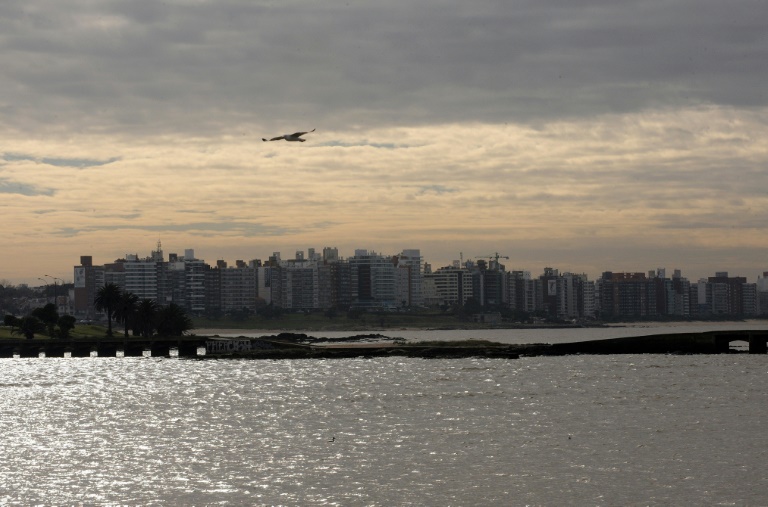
xmin=1 ymin=1 xmax=767 ymax=284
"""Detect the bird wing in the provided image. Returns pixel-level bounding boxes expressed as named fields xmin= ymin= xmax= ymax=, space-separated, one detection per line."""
xmin=290 ymin=128 xmax=315 ymax=137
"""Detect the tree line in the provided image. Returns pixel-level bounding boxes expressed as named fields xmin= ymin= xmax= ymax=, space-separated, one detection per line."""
xmin=4 ymin=305 xmax=77 ymax=340
xmin=3 ymin=283 xmax=193 ymax=339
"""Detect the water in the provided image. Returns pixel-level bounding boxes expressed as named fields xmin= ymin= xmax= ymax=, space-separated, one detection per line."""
xmin=2 ymin=351 xmax=767 ymax=505
xmin=199 ymin=319 xmax=768 ymax=345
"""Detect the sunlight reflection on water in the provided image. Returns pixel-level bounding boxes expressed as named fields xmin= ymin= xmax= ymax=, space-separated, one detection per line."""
xmin=1 ymin=355 xmax=766 ymax=505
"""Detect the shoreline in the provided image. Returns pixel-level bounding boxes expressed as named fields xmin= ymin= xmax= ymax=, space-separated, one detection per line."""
xmin=3 ymin=327 xmax=767 ymax=358
xmin=197 ymin=328 xmax=768 ymax=358
xmin=193 ymin=319 xmax=767 ymax=335
xmin=191 ymin=317 xmax=766 ymax=332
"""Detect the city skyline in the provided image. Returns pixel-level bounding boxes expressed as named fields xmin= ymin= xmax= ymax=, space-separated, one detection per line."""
xmin=2 ymin=1 xmax=767 ymax=286
xmin=59 ymin=245 xmax=765 ymax=320
xmin=7 ymin=243 xmax=768 ymax=289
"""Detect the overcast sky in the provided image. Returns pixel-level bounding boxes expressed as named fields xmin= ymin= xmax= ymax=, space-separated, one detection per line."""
xmin=2 ymin=0 xmax=767 ymax=286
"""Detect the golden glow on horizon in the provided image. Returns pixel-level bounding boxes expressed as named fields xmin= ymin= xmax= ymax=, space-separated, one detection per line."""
xmin=2 ymin=105 xmax=768 ymax=285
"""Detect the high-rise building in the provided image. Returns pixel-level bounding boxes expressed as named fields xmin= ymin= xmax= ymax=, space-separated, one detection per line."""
xmin=598 ymin=272 xmax=656 ymax=318
xmin=347 ymin=250 xmax=394 ymax=309
xmin=742 ymin=283 xmax=758 ymax=316
xmin=472 ymin=262 xmax=504 ymax=307
xmin=73 ymin=256 xmax=103 ymax=319
xmin=506 ymin=271 xmax=537 ymax=314
xmin=280 ymin=263 xmax=318 ymax=310
xmin=424 ymin=266 xmax=474 ymax=307
xmin=323 ymin=247 xmax=339 ymax=262
xmin=706 ymin=272 xmax=747 ymax=315
xmin=123 ymin=257 xmax=159 ymax=301
xmin=395 ymin=249 xmax=423 ymax=308
xmin=183 ymin=254 xmax=207 ymax=315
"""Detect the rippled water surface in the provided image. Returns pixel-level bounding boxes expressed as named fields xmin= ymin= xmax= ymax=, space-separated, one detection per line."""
xmin=2 ymin=355 xmax=767 ymax=505
xmin=200 ymin=319 xmax=768 ymax=344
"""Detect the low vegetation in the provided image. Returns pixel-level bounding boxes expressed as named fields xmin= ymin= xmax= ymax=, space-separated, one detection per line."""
xmin=1 ymin=283 xmax=193 ymax=340
xmin=0 ymin=322 xmax=111 ymax=340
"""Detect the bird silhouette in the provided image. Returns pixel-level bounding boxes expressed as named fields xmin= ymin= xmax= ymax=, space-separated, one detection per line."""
xmin=262 ymin=129 xmax=315 ymax=142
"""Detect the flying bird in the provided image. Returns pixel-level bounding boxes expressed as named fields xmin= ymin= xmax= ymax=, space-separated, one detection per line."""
xmin=262 ymin=129 xmax=316 ymax=142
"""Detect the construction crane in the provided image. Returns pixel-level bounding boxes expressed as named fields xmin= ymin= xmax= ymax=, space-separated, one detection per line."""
xmin=476 ymin=252 xmax=510 ymax=263
xmin=475 ymin=252 xmax=510 ymax=270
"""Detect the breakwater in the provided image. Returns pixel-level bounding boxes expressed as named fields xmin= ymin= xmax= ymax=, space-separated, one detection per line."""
xmin=0 ymin=334 xmax=521 ymax=359
xmin=1 ymin=329 xmax=766 ymax=359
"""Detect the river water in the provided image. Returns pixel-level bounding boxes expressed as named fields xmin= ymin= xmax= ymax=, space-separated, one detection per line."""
xmin=2 ymin=325 xmax=767 ymax=505
xmin=199 ymin=319 xmax=768 ymax=345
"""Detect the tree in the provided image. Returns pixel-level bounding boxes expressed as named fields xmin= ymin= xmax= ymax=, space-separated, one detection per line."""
xmin=57 ymin=315 xmax=76 ymax=339
xmin=133 ymin=299 xmax=158 ymax=338
xmin=13 ymin=316 xmax=45 ymax=340
xmin=114 ymin=292 xmax=139 ymax=338
xmin=4 ymin=314 xmax=20 ymax=333
xmin=155 ymin=303 xmax=193 ymax=336
xmin=94 ymin=283 xmax=122 ymax=337
xmin=32 ymin=303 xmax=59 ymax=338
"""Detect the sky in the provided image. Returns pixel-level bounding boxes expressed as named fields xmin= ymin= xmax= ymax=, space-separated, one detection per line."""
xmin=2 ymin=0 xmax=767 ymax=286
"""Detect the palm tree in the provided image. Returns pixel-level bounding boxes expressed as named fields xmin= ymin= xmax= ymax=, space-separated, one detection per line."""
xmin=155 ymin=303 xmax=194 ymax=336
xmin=135 ymin=299 xmax=158 ymax=338
xmin=114 ymin=292 xmax=139 ymax=338
xmin=94 ymin=283 xmax=122 ymax=337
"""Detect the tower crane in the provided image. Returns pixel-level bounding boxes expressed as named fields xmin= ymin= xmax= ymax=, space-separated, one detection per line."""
xmin=475 ymin=252 xmax=510 ymax=270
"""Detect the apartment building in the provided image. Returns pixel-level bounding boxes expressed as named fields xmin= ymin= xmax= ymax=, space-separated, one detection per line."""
xmin=75 ymin=247 xmax=226 ymax=317
xmin=506 ymin=271 xmax=536 ymax=314
xmin=348 ymin=250 xmax=398 ymax=310
xmin=72 ymin=245 xmax=767 ymax=319
xmin=206 ymin=261 xmax=259 ymax=314
xmin=598 ymin=272 xmax=657 ymax=318
xmin=395 ymin=249 xmax=424 ymax=308
xmin=424 ymin=265 xmax=474 ymax=307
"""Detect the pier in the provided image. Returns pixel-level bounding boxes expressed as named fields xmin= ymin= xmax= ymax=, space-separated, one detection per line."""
xmin=0 ymin=336 xmax=208 ymax=358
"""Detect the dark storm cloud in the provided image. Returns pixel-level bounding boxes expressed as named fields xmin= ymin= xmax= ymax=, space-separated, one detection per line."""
xmin=1 ymin=0 xmax=765 ymax=136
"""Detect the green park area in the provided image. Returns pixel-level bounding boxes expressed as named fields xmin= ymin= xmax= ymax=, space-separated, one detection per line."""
xmin=0 ymin=323 xmax=111 ymax=340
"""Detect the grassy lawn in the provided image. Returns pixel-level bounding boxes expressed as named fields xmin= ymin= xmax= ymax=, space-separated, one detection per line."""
xmin=0 ymin=324 xmax=110 ymax=340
